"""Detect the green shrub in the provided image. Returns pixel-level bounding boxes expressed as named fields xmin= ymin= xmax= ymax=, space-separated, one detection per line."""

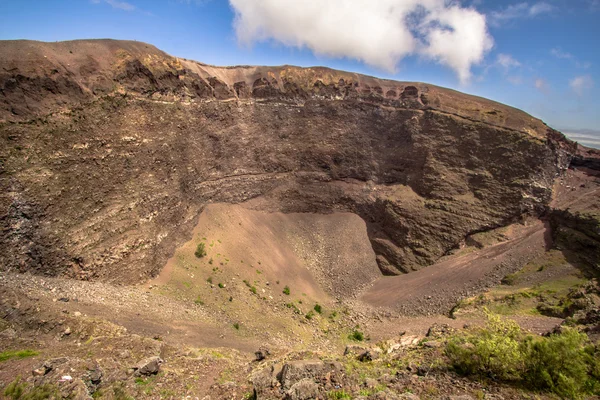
xmin=348 ymin=330 xmax=364 ymax=342
xmin=233 ymin=323 xmax=240 ymax=330
xmin=250 ymin=286 xmax=257 ymax=294
xmin=446 ymin=310 xmax=600 ymax=399
xmin=194 ymin=296 xmax=204 ymax=305
xmin=446 ymin=311 xmax=525 ymax=380
xmin=195 ymin=243 xmax=206 ymax=258
xmin=305 ymin=311 xmax=314 ymax=320
xmin=218 ymin=283 xmax=225 ymax=289
xmin=283 ymin=286 xmax=290 ymax=295
xmin=314 ymin=304 xmax=322 ymax=314
xmin=523 ymin=328 xmax=594 ymax=399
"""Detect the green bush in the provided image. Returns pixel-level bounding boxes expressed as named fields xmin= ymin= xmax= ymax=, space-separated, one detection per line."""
xmin=283 ymin=286 xmax=290 ymax=295
xmin=195 ymin=242 xmax=207 ymax=258
xmin=314 ymin=304 xmax=322 ymax=314
xmin=446 ymin=311 xmax=524 ymax=380
xmin=523 ymin=328 xmax=594 ymax=399
xmin=348 ymin=330 xmax=364 ymax=342
xmin=446 ymin=310 xmax=600 ymax=399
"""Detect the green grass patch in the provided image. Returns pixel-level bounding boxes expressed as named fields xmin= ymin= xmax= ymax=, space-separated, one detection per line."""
xmin=327 ymin=389 xmax=352 ymax=399
xmin=3 ymin=377 xmax=59 ymax=400
xmin=0 ymin=350 xmax=39 ymax=362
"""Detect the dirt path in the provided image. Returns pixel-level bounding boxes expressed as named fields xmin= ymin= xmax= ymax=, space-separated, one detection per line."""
xmin=360 ymin=220 xmax=550 ymax=315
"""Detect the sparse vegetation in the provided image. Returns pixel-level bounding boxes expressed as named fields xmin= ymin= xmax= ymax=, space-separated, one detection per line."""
xmin=250 ymin=286 xmax=257 ymax=294
xmin=501 ymin=273 xmax=517 ymax=286
xmin=446 ymin=309 xmax=600 ymax=399
xmin=195 ymin=242 xmax=207 ymax=258
xmin=314 ymin=304 xmax=322 ymax=314
xmin=206 ymin=276 xmax=213 ymax=284
xmin=3 ymin=377 xmax=59 ymax=400
xmin=0 ymin=349 xmax=39 ymax=362
xmin=305 ymin=311 xmax=314 ymax=320
xmin=218 ymin=282 xmax=225 ymax=288
xmin=286 ymin=302 xmax=301 ymax=314
xmin=194 ymin=296 xmax=204 ymax=305
xmin=283 ymin=286 xmax=290 ymax=295
xmin=327 ymin=389 xmax=352 ymax=399
xmin=233 ymin=322 xmax=240 ymax=330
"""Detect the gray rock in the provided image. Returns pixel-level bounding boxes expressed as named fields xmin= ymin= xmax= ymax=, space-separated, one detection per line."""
xmin=427 ymin=323 xmax=456 ymax=339
xmin=41 ymin=357 xmax=70 ymax=374
xmin=0 ymin=328 xmax=17 ymax=339
xmin=255 ymin=346 xmax=270 ymax=361
xmin=423 ymin=340 xmax=442 ymax=348
xmin=88 ymin=366 xmax=102 ymax=385
xmin=358 ymin=348 xmax=382 ymax=362
xmin=397 ymin=394 xmax=420 ymax=400
xmin=369 ymin=391 xmax=401 ymax=400
xmin=344 ymin=344 xmax=368 ymax=356
xmin=364 ymin=378 xmax=378 ymax=388
xmin=285 ymin=378 xmax=319 ymax=400
xmin=133 ymin=356 xmax=163 ymax=376
xmin=250 ymin=364 xmax=280 ymax=398
xmin=279 ymin=360 xmax=340 ymax=390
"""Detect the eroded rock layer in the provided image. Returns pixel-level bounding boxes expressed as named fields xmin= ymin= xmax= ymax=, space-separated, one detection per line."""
xmin=0 ymin=39 xmax=576 ymax=282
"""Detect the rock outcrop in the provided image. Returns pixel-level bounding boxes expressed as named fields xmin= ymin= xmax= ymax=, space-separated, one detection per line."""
xmin=0 ymin=39 xmax=577 ymax=283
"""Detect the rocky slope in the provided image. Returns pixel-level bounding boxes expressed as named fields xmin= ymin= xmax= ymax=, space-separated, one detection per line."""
xmin=0 ymin=39 xmax=577 ymax=283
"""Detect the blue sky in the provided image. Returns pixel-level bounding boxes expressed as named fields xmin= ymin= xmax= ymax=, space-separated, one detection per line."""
xmin=1 ymin=0 xmax=599 ymax=145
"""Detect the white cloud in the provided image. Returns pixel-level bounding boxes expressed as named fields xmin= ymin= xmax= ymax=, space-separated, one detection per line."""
xmin=551 ymin=48 xmax=592 ymax=69
xmin=490 ymin=2 xmax=554 ymax=25
xmin=497 ymin=53 xmax=521 ymax=70
xmin=529 ymin=2 xmax=554 ymax=15
xmin=535 ymin=78 xmax=549 ymax=92
xmin=550 ymin=48 xmax=573 ymax=60
xmin=92 ymin=0 xmax=136 ymax=11
xmin=570 ymin=75 xmax=594 ymax=96
xmin=507 ymin=76 xmax=523 ymax=85
xmin=229 ymin=0 xmax=493 ymax=84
